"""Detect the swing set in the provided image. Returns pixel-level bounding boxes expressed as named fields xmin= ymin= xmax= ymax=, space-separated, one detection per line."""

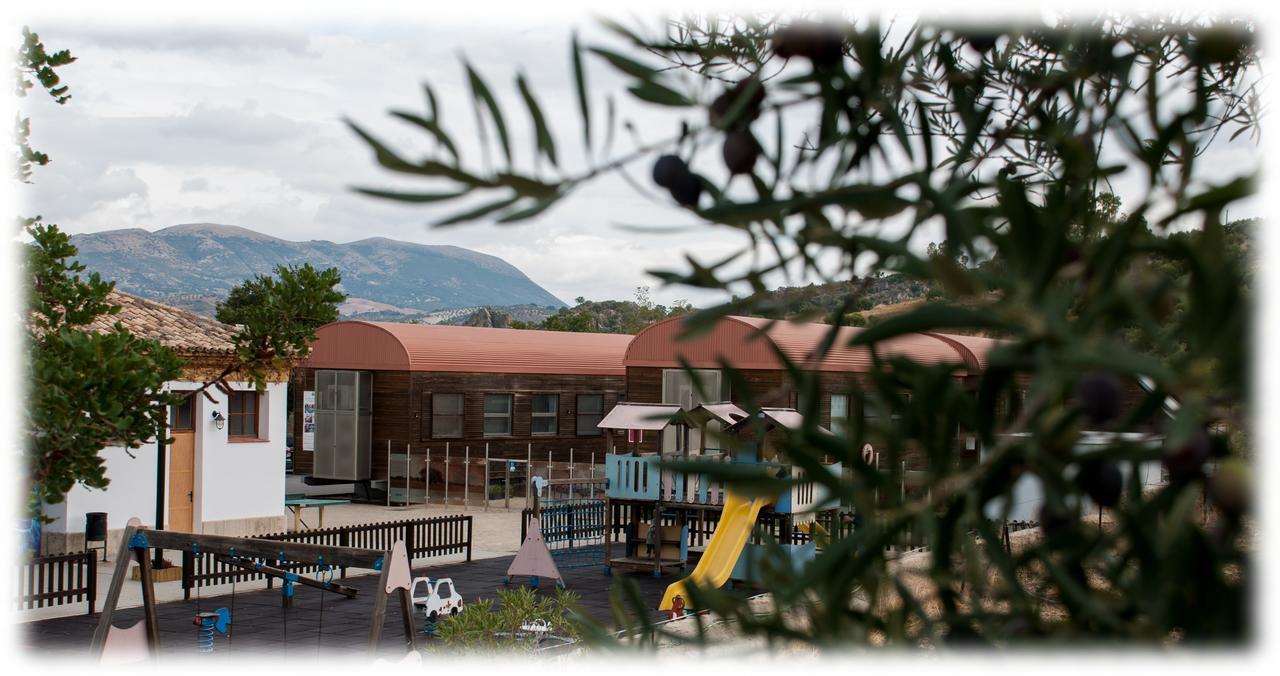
xmin=91 ymin=517 xmax=422 ymax=661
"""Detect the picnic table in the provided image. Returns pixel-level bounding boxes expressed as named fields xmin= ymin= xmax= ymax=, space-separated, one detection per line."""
xmin=284 ymin=496 xmax=351 ymax=532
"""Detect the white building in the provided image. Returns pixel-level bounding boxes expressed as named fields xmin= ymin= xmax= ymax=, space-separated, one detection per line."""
xmin=40 ymin=292 xmax=289 ymax=554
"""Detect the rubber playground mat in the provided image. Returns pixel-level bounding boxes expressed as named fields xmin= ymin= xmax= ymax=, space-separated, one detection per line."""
xmin=18 ymin=548 xmax=753 ymax=659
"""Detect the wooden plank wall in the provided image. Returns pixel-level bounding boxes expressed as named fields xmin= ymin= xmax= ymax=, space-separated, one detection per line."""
xmin=291 ymin=368 xmax=625 ymax=480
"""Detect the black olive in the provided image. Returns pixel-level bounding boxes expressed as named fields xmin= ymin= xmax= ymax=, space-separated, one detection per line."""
xmin=721 ymin=128 xmax=762 ymax=175
xmin=709 ymin=77 xmax=765 ymax=130
xmin=1038 ymin=502 xmax=1074 ymax=536
xmin=651 ymin=154 xmax=687 ymax=189
xmin=961 ymin=31 xmax=1001 ymax=53
xmin=668 ymin=171 xmax=703 ymax=208
xmin=1209 ymin=433 xmax=1231 ymax=458
xmin=1074 ymin=373 xmax=1123 ymax=426
xmin=1075 ymin=458 xmax=1123 ymax=507
xmin=772 ymin=22 xmax=845 ymax=67
xmin=1163 ymin=429 xmax=1211 ymax=482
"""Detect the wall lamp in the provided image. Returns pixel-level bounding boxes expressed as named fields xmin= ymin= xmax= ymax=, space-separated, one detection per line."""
xmin=211 ymin=410 xmax=226 ymax=430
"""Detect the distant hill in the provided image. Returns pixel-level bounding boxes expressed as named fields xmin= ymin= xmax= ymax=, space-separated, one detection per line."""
xmin=69 ymin=223 xmax=565 ymax=317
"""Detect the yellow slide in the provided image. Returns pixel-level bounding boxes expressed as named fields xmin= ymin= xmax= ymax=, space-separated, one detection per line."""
xmin=658 ymin=490 xmax=775 ymax=611
xmin=797 ymin=520 xmax=830 ymax=549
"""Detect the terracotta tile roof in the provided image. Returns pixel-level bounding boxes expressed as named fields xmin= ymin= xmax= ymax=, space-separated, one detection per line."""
xmin=86 ymin=291 xmax=238 ymax=356
xmin=302 ymin=320 xmax=632 ymax=376
xmin=625 ymin=315 xmax=1001 ymax=375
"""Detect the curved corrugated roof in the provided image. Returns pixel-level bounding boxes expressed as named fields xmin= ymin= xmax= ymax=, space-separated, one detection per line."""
xmin=302 ymin=320 xmax=631 ymax=375
xmin=625 ymin=315 xmax=997 ymax=375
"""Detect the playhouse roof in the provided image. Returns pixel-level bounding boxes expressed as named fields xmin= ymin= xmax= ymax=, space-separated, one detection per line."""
xmin=726 ymin=407 xmax=834 ymax=436
xmin=84 ymin=291 xmax=238 ymax=356
xmin=301 ymin=320 xmax=632 ymax=375
xmin=688 ymin=401 xmax=749 ymax=426
xmin=624 ymin=315 xmax=999 ymax=375
xmin=597 ymin=402 xmax=689 ymax=431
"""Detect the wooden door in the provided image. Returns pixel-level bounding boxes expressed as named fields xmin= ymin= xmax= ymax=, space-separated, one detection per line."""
xmin=168 ymin=431 xmax=195 ymax=532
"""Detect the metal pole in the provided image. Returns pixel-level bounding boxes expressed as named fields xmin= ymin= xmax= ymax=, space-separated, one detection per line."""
xmin=406 ymin=443 xmax=411 ymax=506
xmin=526 ymin=443 xmax=533 ymax=510
xmin=548 ymin=449 xmax=552 ymax=481
xmin=386 ymin=440 xmax=391 ymax=507
xmin=569 ymin=447 xmax=575 ymax=480
xmin=153 ymin=421 xmax=166 ymax=569
xmin=504 ymin=459 xmax=511 ymax=509
xmin=591 ymin=452 xmax=596 ymax=479
xmin=425 ymin=447 xmax=431 ymax=509
xmin=464 ymin=446 xmax=470 ymax=509
xmin=484 ymin=443 xmax=490 ymax=513
xmin=445 ymin=442 xmax=450 ymax=506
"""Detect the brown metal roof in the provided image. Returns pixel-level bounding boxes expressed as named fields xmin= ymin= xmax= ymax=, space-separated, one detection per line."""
xmin=81 ymin=291 xmax=238 ymax=356
xmin=301 ymin=320 xmax=632 ymax=375
xmin=624 ymin=315 xmax=997 ymax=375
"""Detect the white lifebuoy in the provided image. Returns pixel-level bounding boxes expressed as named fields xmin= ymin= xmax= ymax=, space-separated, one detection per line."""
xmin=861 ymin=443 xmax=875 ymax=465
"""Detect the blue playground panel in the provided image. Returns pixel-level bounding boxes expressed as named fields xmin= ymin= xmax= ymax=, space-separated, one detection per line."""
xmin=729 ymin=542 xmax=817 ymax=584
xmin=539 ymin=480 xmax=608 ymax=570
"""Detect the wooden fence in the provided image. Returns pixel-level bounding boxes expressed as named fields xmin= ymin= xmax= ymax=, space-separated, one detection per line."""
xmin=182 ymin=514 xmax=472 ymax=598
xmin=15 ymin=551 xmax=96 ymax=615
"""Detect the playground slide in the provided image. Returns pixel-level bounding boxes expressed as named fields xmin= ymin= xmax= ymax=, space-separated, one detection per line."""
xmin=658 ymin=490 xmax=774 ymax=611
xmin=797 ymin=520 xmax=830 ymax=549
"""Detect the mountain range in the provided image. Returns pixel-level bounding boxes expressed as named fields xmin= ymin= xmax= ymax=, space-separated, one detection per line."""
xmin=68 ymin=223 xmax=565 ymax=318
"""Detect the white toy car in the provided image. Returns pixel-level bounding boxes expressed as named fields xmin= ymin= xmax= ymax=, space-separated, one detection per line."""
xmin=519 ymin=619 xmax=550 ymax=634
xmin=410 ymin=576 xmax=464 ymax=621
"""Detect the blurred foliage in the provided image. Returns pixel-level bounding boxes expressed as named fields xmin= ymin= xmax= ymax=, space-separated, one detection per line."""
xmin=354 ymin=13 xmax=1256 ymax=649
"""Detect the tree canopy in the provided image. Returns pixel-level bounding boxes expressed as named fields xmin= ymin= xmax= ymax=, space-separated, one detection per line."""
xmin=17 ymin=28 xmax=187 ymax=519
xmin=213 ymin=263 xmax=346 ymax=392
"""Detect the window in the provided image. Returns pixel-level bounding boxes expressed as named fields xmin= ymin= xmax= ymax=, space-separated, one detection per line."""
xmin=531 ymin=394 xmax=558 ymax=435
xmin=830 ymin=394 xmax=849 ymax=437
xmin=483 ymin=394 xmax=513 ymax=436
xmin=170 ymin=392 xmax=194 ymax=432
xmin=229 ymin=391 xmax=259 ymax=438
xmin=661 ymin=369 xmax=725 ymax=408
xmin=577 ymin=395 xmax=604 ymax=436
xmin=432 ymin=393 xmax=464 ymax=439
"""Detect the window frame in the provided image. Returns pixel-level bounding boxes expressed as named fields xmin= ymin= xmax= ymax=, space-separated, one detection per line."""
xmin=228 ymin=390 xmax=260 ymax=439
xmin=830 ymin=393 xmax=849 ymax=437
xmin=430 ymin=393 xmax=465 ymax=440
xmin=576 ymin=394 xmax=604 ymax=436
xmin=530 ymin=393 xmax=559 ymax=436
xmin=482 ymin=393 xmax=513 ymax=437
xmin=170 ymin=392 xmax=195 ymax=432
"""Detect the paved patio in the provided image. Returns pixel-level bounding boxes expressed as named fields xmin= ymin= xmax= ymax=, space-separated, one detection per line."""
xmin=17 ymin=548 xmax=686 ymax=660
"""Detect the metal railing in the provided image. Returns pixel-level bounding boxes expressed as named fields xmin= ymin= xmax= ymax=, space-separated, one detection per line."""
xmin=182 ymin=514 xmax=472 ymax=598
xmin=15 ymin=551 xmax=96 ymax=614
xmin=379 ymin=440 xmax=605 ymax=510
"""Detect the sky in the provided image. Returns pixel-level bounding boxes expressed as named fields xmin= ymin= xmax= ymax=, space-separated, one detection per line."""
xmin=11 ymin=9 xmax=757 ymax=307
xmin=11 ymin=3 xmax=1263 ymax=310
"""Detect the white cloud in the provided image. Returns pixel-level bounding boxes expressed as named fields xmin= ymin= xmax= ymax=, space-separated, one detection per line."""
xmin=13 ymin=9 xmax=1265 ymax=311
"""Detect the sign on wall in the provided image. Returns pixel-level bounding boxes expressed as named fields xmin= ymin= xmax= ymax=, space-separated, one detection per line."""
xmin=302 ymin=390 xmax=316 ymax=451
